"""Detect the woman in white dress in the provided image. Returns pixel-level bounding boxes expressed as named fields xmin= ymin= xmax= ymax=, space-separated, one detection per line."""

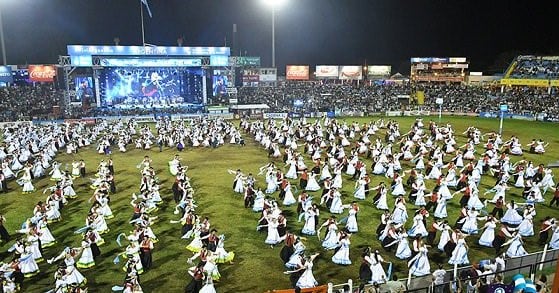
xmin=478 ymin=217 xmax=498 ymax=247
xmin=501 ymin=201 xmax=523 ymax=227
xmin=282 ymin=182 xmax=297 ymax=206
xmin=48 ymin=248 xmax=87 ymax=285
xmin=409 ymin=244 xmax=430 ymax=277
xmin=518 ymin=206 xmax=536 ymax=237
xmin=391 ymin=173 xmax=406 ymax=196
xmin=305 ymin=173 xmax=321 ymax=191
xmin=77 ymin=237 xmax=96 ymax=269
xmin=301 ymin=207 xmax=317 ymax=236
xmin=287 ymin=253 xmax=320 ymax=289
xmin=285 ymin=159 xmax=298 ymax=179
xmin=20 ymin=246 xmax=40 ymax=277
xmin=252 ymin=188 xmax=265 ymax=212
xmin=345 ymin=203 xmax=359 ymax=233
xmin=19 ymin=167 xmax=35 ymax=194
xmin=437 ymin=221 xmax=451 ymax=251
xmin=486 ymin=182 xmax=508 ymax=203
xmin=37 ymin=218 xmax=56 ymax=248
xmin=408 ymin=211 xmax=428 ymax=237
xmin=49 ymin=162 xmax=63 ymax=181
xmin=320 ymin=163 xmax=331 ymax=181
xmin=461 ymin=208 xmax=480 ymax=234
xmin=168 ymin=155 xmax=181 ymax=176
xmin=448 ymin=237 xmax=469 ymax=265
xmin=505 ymin=233 xmax=528 ymax=258
xmin=320 ymin=217 xmax=339 ymax=250
xmin=329 ymin=189 xmax=344 ymax=214
xmin=332 ymin=233 xmax=352 ymax=265
xmin=395 ymin=229 xmax=412 ymax=260
xmin=366 ymin=250 xmax=388 ymax=284
xmin=232 ymin=170 xmax=245 ymax=194
xmin=391 ymin=197 xmax=408 ymax=225
xmin=372 ymin=183 xmax=389 ymax=211
xmin=354 ymin=178 xmax=367 ymax=200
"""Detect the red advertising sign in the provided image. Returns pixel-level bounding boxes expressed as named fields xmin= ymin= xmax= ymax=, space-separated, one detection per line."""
xmin=286 ymin=65 xmax=309 ymax=80
xmin=28 ymin=65 xmax=57 ymax=82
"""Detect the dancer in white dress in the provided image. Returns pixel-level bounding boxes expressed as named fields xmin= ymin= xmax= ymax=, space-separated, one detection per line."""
xmin=505 ymin=233 xmax=528 ymax=258
xmin=286 ymin=253 xmax=320 ymax=289
xmin=478 ymin=217 xmax=498 ymax=247
xmin=332 ymin=233 xmax=352 ymax=265
xmin=408 ymin=244 xmax=430 ymax=277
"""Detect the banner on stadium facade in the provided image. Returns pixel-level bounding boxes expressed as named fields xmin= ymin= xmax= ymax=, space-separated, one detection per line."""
xmin=263 ymin=113 xmax=288 ymax=119
xmin=286 ymin=65 xmax=310 ymax=80
xmin=0 ymin=66 xmax=13 ymax=84
xmin=259 ymin=68 xmax=277 ymax=82
xmin=385 ymin=111 xmax=402 ymax=117
xmin=28 ymin=65 xmax=57 ymax=82
xmin=551 ymin=80 xmax=559 ymax=87
xmin=233 ymin=57 xmax=261 ymax=67
xmin=403 ymin=110 xmax=430 ymax=116
xmin=338 ymin=66 xmax=363 ymax=80
xmin=315 ymin=65 xmax=339 ymax=78
xmin=411 ymin=57 xmax=450 ymax=63
xmin=367 ymin=65 xmax=391 ymax=77
xmin=500 ymin=78 xmax=550 ymax=87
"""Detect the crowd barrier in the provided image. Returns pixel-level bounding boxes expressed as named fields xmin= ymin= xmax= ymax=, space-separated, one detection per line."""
xmin=0 ymin=121 xmax=33 ymax=128
xmin=23 ymin=110 xmax=559 ymax=126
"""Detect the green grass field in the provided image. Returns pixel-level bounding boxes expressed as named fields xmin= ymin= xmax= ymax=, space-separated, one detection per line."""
xmin=1 ymin=116 xmax=559 ymax=293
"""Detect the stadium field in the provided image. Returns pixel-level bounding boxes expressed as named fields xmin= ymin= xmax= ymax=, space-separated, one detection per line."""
xmin=1 ymin=116 xmax=559 ymax=293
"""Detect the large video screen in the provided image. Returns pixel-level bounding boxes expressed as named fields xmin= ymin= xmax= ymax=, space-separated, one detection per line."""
xmin=212 ymin=70 xmax=228 ymax=96
xmin=100 ymin=67 xmax=204 ymax=108
xmin=74 ymin=76 xmax=93 ymax=103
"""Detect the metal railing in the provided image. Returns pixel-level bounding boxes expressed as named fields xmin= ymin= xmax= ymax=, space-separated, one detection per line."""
xmin=327 ymin=247 xmax=558 ymax=293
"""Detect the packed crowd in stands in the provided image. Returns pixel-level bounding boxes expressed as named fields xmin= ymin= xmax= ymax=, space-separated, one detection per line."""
xmin=238 ymin=82 xmax=559 ymax=120
xmin=509 ymin=56 xmax=559 ymax=79
xmin=0 ymin=85 xmax=63 ymax=122
xmin=2 ymin=80 xmax=559 ymax=122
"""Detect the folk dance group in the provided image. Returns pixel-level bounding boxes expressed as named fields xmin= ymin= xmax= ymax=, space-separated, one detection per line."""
xmin=0 ymin=122 xmax=101 ymax=292
xmin=153 ymin=116 xmax=245 ymax=151
xmin=167 ymin=156 xmax=235 ymax=293
xmin=235 ymin=116 xmax=559 ymax=289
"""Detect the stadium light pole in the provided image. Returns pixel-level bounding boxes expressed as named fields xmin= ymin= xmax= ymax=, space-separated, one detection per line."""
xmin=0 ymin=2 xmax=7 ymax=65
xmin=263 ymin=0 xmax=286 ymax=68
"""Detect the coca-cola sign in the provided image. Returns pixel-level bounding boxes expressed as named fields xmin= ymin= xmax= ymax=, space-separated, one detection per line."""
xmin=28 ymin=65 xmax=57 ymax=82
xmin=286 ymin=65 xmax=309 ymax=80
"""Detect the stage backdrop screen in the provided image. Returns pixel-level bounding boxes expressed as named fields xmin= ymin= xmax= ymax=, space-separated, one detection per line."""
xmin=100 ymin=67 xmax=204 ymax=108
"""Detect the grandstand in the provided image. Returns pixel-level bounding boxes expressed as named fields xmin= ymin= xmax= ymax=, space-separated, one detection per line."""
xmin=501 ymin=55 xmax=559 ymax=87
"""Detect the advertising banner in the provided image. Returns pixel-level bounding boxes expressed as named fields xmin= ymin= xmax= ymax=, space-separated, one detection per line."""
xmin=338 ymin=66 xmax=363 ymax=80
xmin=0 ymin=66 xmax=13 ymax=84
xmin=28 ymin=65 xmax=57 ymax=82
xmin=263 ymin=113 xmax=288 ymax=119
xmin=367 ymin=65 xmax=391 ymax=76
xmin=67 ymin=45 xmax=230 ymax=57
xmin=315 ymin=65 xmax=339 ymax=78
xmin=259 ymin=68 xmax=277 ymax=82
xmin=500 ymin=78 xmax=550 ymax=87
xmin=286 ymin=65 xmax=310 ymax=80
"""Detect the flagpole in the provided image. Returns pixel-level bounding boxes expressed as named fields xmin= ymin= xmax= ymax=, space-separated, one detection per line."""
xmin=140 ymin=0 xmax=145 ymax=46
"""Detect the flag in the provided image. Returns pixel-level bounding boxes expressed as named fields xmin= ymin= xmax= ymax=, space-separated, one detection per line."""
xmin=416 ymin=90 xmax=425 ymax=105
xmin=141 ymin=0 xmax=152 ymax=18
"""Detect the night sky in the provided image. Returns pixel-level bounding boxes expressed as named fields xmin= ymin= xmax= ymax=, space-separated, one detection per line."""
xmin=2 ymin=0 xmax=558 ymax=74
